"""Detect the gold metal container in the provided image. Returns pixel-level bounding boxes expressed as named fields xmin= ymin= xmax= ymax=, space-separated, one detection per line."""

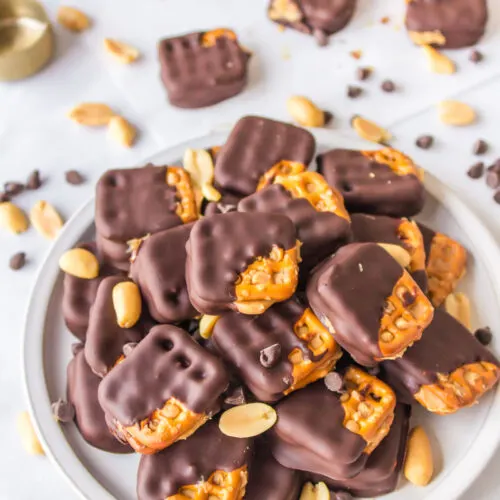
xmin=0 ymin=0 xmax=54 ymax=81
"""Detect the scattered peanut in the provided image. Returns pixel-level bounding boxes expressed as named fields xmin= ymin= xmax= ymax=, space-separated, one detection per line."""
xmin=183 ymin=148 xmax=215 ymax=187
xmin=378 ymin=243 xmax=411 ymax=268
xmin=108 ymin=116 xmax=137 ymax=148
xmin=422 ymin=45 xmax=456 ymax=74
xmin=219 ymin=403 xmax=277 ymax=438
xmin=104 ymin=39 xmax=140 ymax=64
xmin=404 ymin=426 xmax=434 ymax=486
xmin=438 ymin=100 xmax=477 ymax=126
xmin=68 ymin=103 xmax=115 ymax=126
xmin=30 ymin=201 xmax=63 ymax=240
xmin=0 ymin=202 xmax=29 ymax=234
xmin=59 ymin=248 xmax=99 ymax=279
xmin=57 ymin=6 xmax=90 ymax=32
xmin=445 ymin=292 xmax=471 ymax=330
xmin=17 ymin=412 xmax=44 ymax=456
xmin=351 ymin=116 xmax=392 ymax=143
xmin=112 ymin=281 xmax=142 ymax=328
xmin=199 ymin=315 xmax=220 ymax=339
xmin=286 ymin=95 xmax=325 ymax=128
xmin=299 ymin=481 xmax=330 ymax=500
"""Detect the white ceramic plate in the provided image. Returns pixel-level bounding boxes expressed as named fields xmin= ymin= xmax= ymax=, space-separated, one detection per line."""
xmin=23 ymin=129 xmax=500 ymax=500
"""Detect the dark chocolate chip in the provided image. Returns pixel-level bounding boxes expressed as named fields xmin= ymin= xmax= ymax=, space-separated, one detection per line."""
xmin=0 ymin=192 xmax=10 ymax=203
xmin=4 ymin=182 xmax=24 ymax=196
xmin=486 ymin=170 xmax=500 ymax=189
xmin=469 ymin=49 xmax=483 ymax=63
xmin=488 ymin=160 xmax=500 ymax=173
xmin=467 ymin=162 xmax=484 ymax=179
xmin=474 ymin=327 xmax=492 ymax=346
xmin=333 ymin=492 xmax=353 ymax=500
xmin=259 ymin=343 xmax=282 ymax=368
xmin=494 ymin=191 xmax=500 ymax=205
xmin=356 ymin=67 xmax=372 ymax=81
xmin=51 ymin=399 xmax=75 ymax=423
xmin=123 ymin=342 xmax=138 ymax=357
xmin=473 ymin=139 xmax=488 ymax=155
xmin=323 ymin=111 xmax=334 ymax=126
xmin=65 ymin=170 xmax=85 ymax=185
xmin=324 ymin=372 xmax=344 ymax=393
xmin=71 ymin=342 xmax=84 ymax=356
xmin=381 ymin=80 xmax=396 ymax=93
xmin=26 ymin=170 xmax=41 ymax=190
xmin=347 ymin=85 xmax=363 ymax=98
xmin=9 ymin=252 xmax=26 ymax=270
xmin=313 ymin=29 xmax=328 ymax=47
xmin=416 ymin=135 xmax=434 ymax=150
xmin=224 ymin=386 xmax=246 ymax=406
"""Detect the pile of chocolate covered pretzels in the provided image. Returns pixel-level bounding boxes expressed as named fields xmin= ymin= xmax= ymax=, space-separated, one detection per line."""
xmin=60 ymin=116 xmax=499 ymax=500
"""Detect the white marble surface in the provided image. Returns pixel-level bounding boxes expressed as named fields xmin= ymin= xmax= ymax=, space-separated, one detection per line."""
xmin=1 ymin=0 xmax=500 ymax=498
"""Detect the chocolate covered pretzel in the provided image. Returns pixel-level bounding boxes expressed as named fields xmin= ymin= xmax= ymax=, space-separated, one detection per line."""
xmin=159 ymin=29 xmax=251 ymax=109
xmin=405 ymin=0 xmax=487 ymax=49
xmin=98 ymin=325 xmax=229 ymax=454
xmin=137 ymin=421 xmax=252 ymax=500
xmin=130 ymin=224 xmax=197 ymax=324
xmin=382 ymin=309 xmax=500 ymax=415
xmin=317 ymin=147 xmax=425 ymax=217
xmin=186 ymin=212 xmax=300 ymax=315
xmin=307 ymin=243 xmax=434 ymax=366
xmin=215 ymin=116 xmax=315 ymax=196
xmin=272 ymin=367 xmax=396 ymax=479
xmin=239 ymin=171 xmax=351 ymax=273
xmin=418 ymin=222 xmax=467 ymax=307
xmin=351 ymin=213 xmax=427 ymax=291
xmin=67 ymin=350 xmax=132 ymax=453
xmin=212 ymin=299 xmax=342 ymax=402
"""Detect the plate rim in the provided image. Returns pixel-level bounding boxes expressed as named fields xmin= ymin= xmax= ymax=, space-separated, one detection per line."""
xmin=22 ymin=128 xmax=500 ymax=500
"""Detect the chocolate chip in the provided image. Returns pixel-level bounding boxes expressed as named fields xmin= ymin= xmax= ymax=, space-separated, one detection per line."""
xmin=324 ymin=372 xmax=344 ymax=393
xmin=0 ymin=192 xmax=10 ymax=203
xmin=4 ymin=182 xmax=24 ymax=196
xmin=415 ymin=135 xmax=434 ymax=150
xmin=323 ymin=111 xmax=334 ymax=126
xmin=486 ymin=170 xmax=500 ymax=189
xmin=51 ymin=399 xmax=75 ymax=423
xmin=469 ymin=49 xmax=483 ymax=63
xmin=71 ymin=342 xmax=84 ymax=356
xmin=356 ymin=67 xmax=372 ymax=81
xmin=467 ymin=162 xmax=484 ymax=179
xmin=9 ymin=252 xmax=26 ymax=270
xmin=333 ymin=491 xmax=353 ymax=500
xmin=26 ymin=170 xmax=41 ymax=190
xmin=347 ymin=85 xmax=363 ymax=98
xmin=488 ymin=160 xmax=500 ymax=173
xmin=260 ymin=343 xmax=282 ymax=368
xmin=122 ymin=342 xmax=138 ymax=357
xmin=474 ymin=327 xmax=492 ymax=346
xmin=65 ymin=170 xmax=85 ymax=185
xmin=494 ymin=191 xmax=500 ymax=204
xmin=224 ymin=386 xmax=246 ymax=406
xmin=313 ymin=29 xmax=328 ymax=47
xmin=381 ymin=80 xmax=396 ymax=93
xmin=473 ymin=139 xmax=488 ymax=155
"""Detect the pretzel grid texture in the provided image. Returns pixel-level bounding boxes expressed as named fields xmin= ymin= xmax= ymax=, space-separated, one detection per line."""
xmin=257 ymin=160 xmax=307 ymax=191
xmin=362 ymin=148 xmax=420 ymax=178
xmin=166 ymin=167 xmax=199 ymax=223
xmin=201 ymin=29 xmax=238 ymax=48
xmin=397 ymin=219 xmax=426 ymax=273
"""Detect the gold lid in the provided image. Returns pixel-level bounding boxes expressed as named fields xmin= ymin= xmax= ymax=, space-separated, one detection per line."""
xmin=0 ymin=0 xmax=54 ymax=81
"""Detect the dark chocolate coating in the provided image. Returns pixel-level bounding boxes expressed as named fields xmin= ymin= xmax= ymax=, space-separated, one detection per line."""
xmin=405 ymin=0 xmax=487 ymax=49
xmin=272 ymin=381 xmax=367 ymax=479
xmin=351 ymin=213 xmax=427 ymax=291
xmin=158 ymin=31 xmax=250 ymax=109
xmin=382 ymin=309 xmax=499 ymax=397
xmin=246 ymin=438 xmax=302 ymax=500
xmin=186 ymin=212 xmax=297 ymax=315
xmin=215 ymin=116 xmax=316 ymax=196
xmin=212 ymin=299 xmax=320 ymax=402
xmin=239 ymin=184 xmax=352 ymax=274
xmin=310 ymin=404 xmax=410 ymax=497
xmin=137 ymin=421 xmax=252 ymax=500
xmin=84 ymin=276 xmax=149 ymax=378
xmin=317 ymin=149 xmax=425 ymax=217
xmin=96 ymin=233 xmax=130 ymax=272
xmin=307 ymin=243 xmax=403 ymax=366
xmin=416 ymin=221 xmax=436 ymax=264
xmin=95 ymin=166 xmax=182 ymax=242
xmin=130 ymin=224 xmax=197 ymax=324
xmin=67 ymin=351 xmax=131 ymax=453
xmin=98 ymin=325 xmax=229 ymax=426
xmin=203 ymin=192 xmax=240 ymax=217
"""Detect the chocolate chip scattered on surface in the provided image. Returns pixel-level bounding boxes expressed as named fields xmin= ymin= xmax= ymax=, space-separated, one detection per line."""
xmin=65 ymin=170 xmax=85 ymax=185
xmin=467 ymin=162 xmax=484 ymax=179
xmin=416 ymin=135 xmax=434 ymax=149
xmin=9 ymin=252 xmax=26 ymax=270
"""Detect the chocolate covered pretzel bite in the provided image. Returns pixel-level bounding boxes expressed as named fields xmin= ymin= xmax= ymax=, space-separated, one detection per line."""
xmin=186 ymin=212 xmax=300 ymax=315
xmin=272 ymin=367 xmax=396 ymax=479
xmin=317 ymin=147 xmax=425 ymax=217
xmin=307 ymin=243 xmax=434 ymax=366
xmin=137 ymin=421 xmax=252 ymax=500
xmin=98 ymin=325 xmax=229 ymax=454
xmin=383 ymin=309 xmax=500 ymax=415
xmin=418 ymin=222 xmax=467 ymax=307
xmin=159 ymin=29 xmax=251 ymax=109
xmin=214 ymin=116 xmax=315 ymax=196
xmin=212 ymin=299 xmax=342 ymax=402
